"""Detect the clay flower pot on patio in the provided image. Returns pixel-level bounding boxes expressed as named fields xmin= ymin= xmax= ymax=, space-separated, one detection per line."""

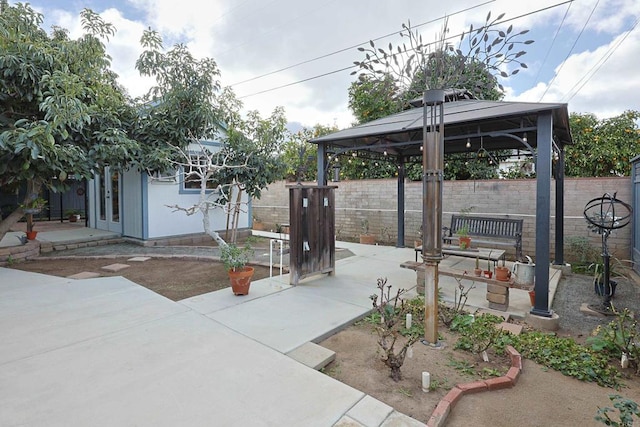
xmin=220 ymin=243 xmax=255 ymax=296
xmin=495 ymin=266 xmax=511 ymax=282
xmin=359 ymin=234 xmax=376 ymax=245
xmin=459 ymin=236 xmax=471 ymax=250
xmin=228 ymin=266 xmax=254 ymax=296
xmin=26 ymin=230 xmax=38 ymax=240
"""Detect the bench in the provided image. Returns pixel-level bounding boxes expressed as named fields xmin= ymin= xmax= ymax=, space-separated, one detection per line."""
xmin=415 ymin=215 xmax=523 ymax=261
xmin=400 ymin=261 xmax=531 ymax=312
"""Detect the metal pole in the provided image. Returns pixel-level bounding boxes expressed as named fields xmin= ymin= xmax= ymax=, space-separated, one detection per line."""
xmin=422 ymin=89 xmax=445 ymax=345
xmin=397 ymin=156 xmax=405 ymax=248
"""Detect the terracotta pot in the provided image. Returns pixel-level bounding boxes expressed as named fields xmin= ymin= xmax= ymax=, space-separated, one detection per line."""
xmin=252 ymin=221 xmax=265 ymax=231
xmin=529 ymin=290 xmax=535 ymax=306
xmin=483 ymin=270 xmax=492 ymax=279
xmin=69 ymin=215 xmax=77 ymax=223
xmin=474 ymin=268 xmax=483 ymax=277
xmin=459 ymin=236 xmax=471 ymax=249
xmin=495 ymin=266 xmax=511 ymax=282
xmin=359 ymin=234 xmax=376 ymax=245
xmin=26 ymin=231 xmax=38 ymax=240
xmin=228 ymin=266 xmax=254 ymax=296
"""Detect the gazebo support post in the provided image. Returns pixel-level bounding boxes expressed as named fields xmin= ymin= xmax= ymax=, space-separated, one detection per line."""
xmin=554 ymin=146 xmax=565 ymax=265
xmin=397 ymin=156 xmax=405 ymax=248
xmin=532 ymin=112 xmax=553 ymax=317
xmin=422 ymin=90 xmax=444 ymax=345
xmin=317 ymin=143 xmax=327 ymax=186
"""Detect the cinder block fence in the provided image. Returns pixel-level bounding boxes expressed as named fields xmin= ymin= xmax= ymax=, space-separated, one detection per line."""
xmin=251 ymin=177 xmax=632 ymax=262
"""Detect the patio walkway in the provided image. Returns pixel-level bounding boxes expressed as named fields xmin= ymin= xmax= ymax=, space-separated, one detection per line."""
xmin=0 ymin=230 xmax=561 ymax=426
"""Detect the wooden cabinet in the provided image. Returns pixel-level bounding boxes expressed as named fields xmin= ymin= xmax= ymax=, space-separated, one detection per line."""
xmin=288 ymin=185 xmax=336 ymax=285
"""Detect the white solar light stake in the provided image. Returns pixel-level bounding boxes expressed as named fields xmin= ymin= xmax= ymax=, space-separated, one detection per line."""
xmin=422 ymin=372 xmax=431 ymax=392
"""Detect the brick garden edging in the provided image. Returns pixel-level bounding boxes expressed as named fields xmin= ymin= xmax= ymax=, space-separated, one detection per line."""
xmin=427 ymin=345 xmax=522 ymax=427
xmin=0 ymin=240 xmax=40 ymax=265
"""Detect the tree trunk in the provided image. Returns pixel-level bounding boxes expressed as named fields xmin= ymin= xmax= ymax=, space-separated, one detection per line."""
xmin=231 ymin=186 xmax=243 ymax=243
xmin=0 ymin=208 xmax=26 ymax=242
xmin=201 ymin=205 xmax=227 ymax=247
xmin=0 ymin=180 xmax=42 ymax=242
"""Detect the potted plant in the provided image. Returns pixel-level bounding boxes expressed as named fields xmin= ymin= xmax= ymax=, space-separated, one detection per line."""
xmin=484 ymin=252 xmax=493 ymax=279
xmin=457 ymin=206 xmax=473 ymax=249
xmin=474 ymin=256 xmax=482 ymax=277
xmin=220 ymin=243 xmax=255 ymax=295
xmin=495 ymin=257 xmax=511 ymax=282
xmin=21 ymin=197 xmax=47 ymax=240
xmin=252 ymin=214 xmax=265 ymax=231
xmin=457 ymin=225 xmax=471 ymax=249
xmin=414 ymin=225 xmax=423 ymax=249
xmin=359 ymin=218 xmax=375 ymax=245
xmin=65 ymin=209 xmax=81 ymax=222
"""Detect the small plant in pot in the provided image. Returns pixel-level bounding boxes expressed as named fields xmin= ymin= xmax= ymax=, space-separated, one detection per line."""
xmin=474 ymin=256 xmax=482 ymax=277
xmin=220 ymin=243 xmax=255 ymax=296
xmin=20 ymin=197 xmax=47 ymax=240
xmin=415 ymin=225 xmax=423 ymax=249
xmin=359 ymin=218 xmax=375 ymax=245
xmin=457 ymin=206 xmax=474 ymax=249
xmin=65 ymin=209 xmax=82 ymax=222
xmin=457 ymin=225 xmax=471 ymax=249
xmin=495 ymin=257 xmax=511 ymax=282
xmin=484 ymin=252 xmax=493 ymax=279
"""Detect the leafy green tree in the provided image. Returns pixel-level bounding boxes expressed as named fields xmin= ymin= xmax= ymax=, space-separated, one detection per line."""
xmin=0 ymin=3 xmax=138 ymax=238
xmin=346 ymin=12 xmax=532 ymax=180
xmin=132 ymin=28 xmax=222 ymax=173
xmin=281 ymin=124 xmax=338 ymax=182
xmin=348 ymin=74 xmax=400 ymax=124
xmin=566 ymin=111 xmax=640 ymax=177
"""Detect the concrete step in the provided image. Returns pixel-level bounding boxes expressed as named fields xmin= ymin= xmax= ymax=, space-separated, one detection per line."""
xmin=287 ymin=341 xmax=336 ymax=370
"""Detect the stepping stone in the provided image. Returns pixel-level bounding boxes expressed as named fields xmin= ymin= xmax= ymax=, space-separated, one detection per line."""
xmin=497 ymin=322 xmax=523 ymax=335
xmin=67 ymin=271 xmax=101 ymax=280
xmin=127 ymin=256 xmax=151 ymax=262
xmin=286 ymin=342 xmax=335 ymax=370
xmin=101 ymin=263 xmax=130 ymax=272
xmin=476 ymin=308 xmax=510 ymax=321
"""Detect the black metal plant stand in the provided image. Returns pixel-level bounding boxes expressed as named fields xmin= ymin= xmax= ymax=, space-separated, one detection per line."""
xmin=583 ymin=193 xmax=632 ymax=314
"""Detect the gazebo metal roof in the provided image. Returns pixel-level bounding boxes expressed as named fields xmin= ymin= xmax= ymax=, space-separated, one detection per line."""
xmin=309 ymin=95 xmax=573 ymax=318
xmin=311 ymin=98 xmax=571 ymax=159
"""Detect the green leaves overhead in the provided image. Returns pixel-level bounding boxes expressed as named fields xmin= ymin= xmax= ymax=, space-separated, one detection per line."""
xmin=566 ymin=111 xmax=640 ymax=177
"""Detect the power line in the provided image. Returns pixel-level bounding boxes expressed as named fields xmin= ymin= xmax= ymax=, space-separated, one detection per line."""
xmin=539 ymin=0 xmax=600 ymax=101
xmin=238 ymin=1 xmax=573 ymax=100
xmin=562 ymin=16 xmax=640 ymax=103
xmin=229 ymin=0 xmax=495 ymax=87
xmin=532 ymin=0 xmax=573 ymax=86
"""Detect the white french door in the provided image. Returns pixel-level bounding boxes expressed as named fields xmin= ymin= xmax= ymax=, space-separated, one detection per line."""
xmin=96 ymin=167 xmax=122 ymax=233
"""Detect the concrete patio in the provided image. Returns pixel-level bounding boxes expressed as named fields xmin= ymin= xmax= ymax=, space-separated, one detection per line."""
xmin=0 ymin=229 xmax=561 ymax=426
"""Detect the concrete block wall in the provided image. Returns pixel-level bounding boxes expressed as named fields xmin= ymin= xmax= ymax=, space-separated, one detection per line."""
xmin=252 ymin=177 xmax=632 ymax=262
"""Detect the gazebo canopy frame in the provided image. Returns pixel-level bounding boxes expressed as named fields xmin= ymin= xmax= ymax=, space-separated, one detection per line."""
xmin=310 ymin=91 xmax=572 ymax=317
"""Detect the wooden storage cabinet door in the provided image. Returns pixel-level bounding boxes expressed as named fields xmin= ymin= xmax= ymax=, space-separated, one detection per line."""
xmin=288 ymin=186 xmax=336 ymax=285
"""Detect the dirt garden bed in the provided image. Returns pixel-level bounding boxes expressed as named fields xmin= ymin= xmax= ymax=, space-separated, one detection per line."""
xmin=9 ymin=257 xmax=271 ymax=301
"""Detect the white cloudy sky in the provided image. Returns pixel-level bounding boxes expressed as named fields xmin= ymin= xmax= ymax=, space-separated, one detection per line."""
xmin=23 ymin=0 xmax=640 ymax=130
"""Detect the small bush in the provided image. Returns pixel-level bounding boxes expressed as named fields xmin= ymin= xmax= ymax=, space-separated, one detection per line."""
xmin=595 ymin=394 xmax=640 ymax=427
xmin=454 ymin=313 xmax=504 ymax=355
xmin=588 ymin=308 xmax=640 ymax=375
xmin=505 ymin=331 xmax=622 ymax=388
xmin=369 ymin=278 xmax=425 ymax=381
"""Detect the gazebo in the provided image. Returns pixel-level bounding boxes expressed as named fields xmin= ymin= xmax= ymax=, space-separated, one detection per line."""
xmin=310 ymin=90 xmax=572 ymax=317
